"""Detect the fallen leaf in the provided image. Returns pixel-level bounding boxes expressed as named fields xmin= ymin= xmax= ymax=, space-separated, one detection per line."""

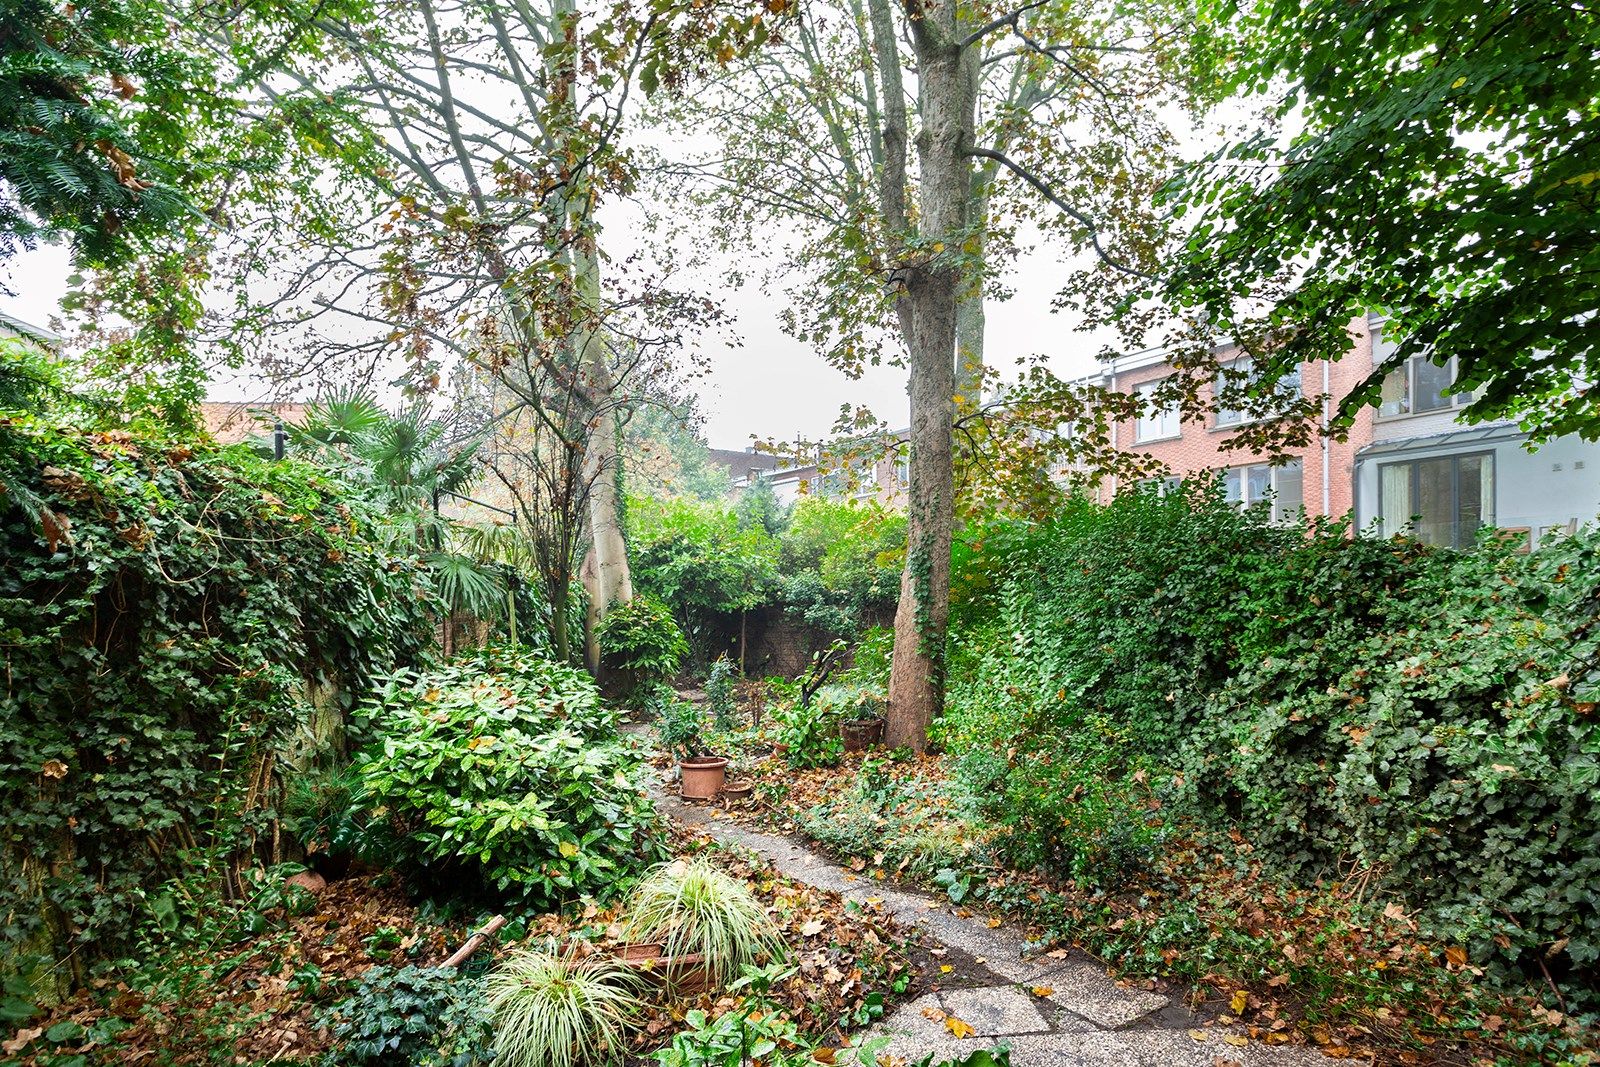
xmin=1189 ymin=1029 xmax=1209 ymax=1042
xmin=800 ymin=919 xmax=825 ymax=937
xmin=1224 ymin=1034 xmax=1249 ymax=1047
xmin=1030 ymin=986 xmax=1055 ymax=997
xmin=1444 ymin=945 xmax=1468 ymax=967
xmin=1230 ymin=990 xmax=1248 ymax=1015
xmin=986 ymin=917 xmax=1002 ymax=929
xmin=945 ymin=1016 xmax=975 ymax=1039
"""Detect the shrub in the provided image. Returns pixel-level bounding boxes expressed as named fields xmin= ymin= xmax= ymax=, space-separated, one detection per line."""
xmin=318 ymin=965 xmax=493 ymax=1067
xmin=705 ymin=656 xmax=739 ymax=730
xmin=622 ymin=856 xmax=785 ymax=985
xmin=940 ymin=486 xmax=1600 ymax=995
xmin=775 ymin=700 xmax=843 ymax=769
xmin=352 ymin=649 xmax=666 ymax=905
xmin=656 ymin=695 xmax=708 ymax=761
xmin=486 ymin=948 xmax=643 ymax=1067
xmin=599 ymin=596 xmax=690 ymax=685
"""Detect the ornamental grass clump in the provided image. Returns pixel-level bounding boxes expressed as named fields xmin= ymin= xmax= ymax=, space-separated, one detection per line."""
xmin=621 ymin=856 xmax=785 ymax=985
xmin=486 ymin=949 xmax=643 ymax=1067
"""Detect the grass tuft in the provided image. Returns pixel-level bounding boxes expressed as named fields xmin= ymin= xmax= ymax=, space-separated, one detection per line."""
xmin=486 ymin=948 xmax=642 ymax=1067
xmin=621 ymin=855 xmax=786 ymax=986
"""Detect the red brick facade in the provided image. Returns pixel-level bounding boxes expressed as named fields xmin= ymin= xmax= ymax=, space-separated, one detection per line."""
xmin=1098 ymin=316 xmax=1378 ymax=520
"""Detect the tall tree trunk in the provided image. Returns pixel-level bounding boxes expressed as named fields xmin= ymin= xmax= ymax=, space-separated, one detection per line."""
xmin=884 ymin=30 xmax=973 ymax=752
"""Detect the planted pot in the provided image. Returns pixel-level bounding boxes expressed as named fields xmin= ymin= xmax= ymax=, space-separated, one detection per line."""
xmin=721 ymin=781 xmax=754 ymax=803
xmin=840 ymin=717 xmax=884 ymax=751
xmin=679 ymin=755 xmax=729 ymax=800
xmin=612 ymin=943 xmax=712 ymax=993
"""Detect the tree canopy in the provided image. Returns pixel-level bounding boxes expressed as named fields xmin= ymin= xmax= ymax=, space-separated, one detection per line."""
xmin=1159 ymin=0 xmax=1600 ymax=443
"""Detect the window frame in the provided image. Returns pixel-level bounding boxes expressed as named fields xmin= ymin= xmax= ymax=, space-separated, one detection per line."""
xmin=1376 ymin=449 xmax=1496 ymax=548
xmin=1213 ymin=356 xmax=1304 ymax=429
xmin=1377 ymin=353 xmax=1477 ymax=420
xmin=1133 ymin=379 xmax=1181 ymax=443
xmin=1221 ymin=460 xmax=1305 ymax=523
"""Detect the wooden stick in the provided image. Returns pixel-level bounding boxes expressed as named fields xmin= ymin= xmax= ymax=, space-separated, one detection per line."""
xmin=440 ymin=915 xmax=507 ymax=969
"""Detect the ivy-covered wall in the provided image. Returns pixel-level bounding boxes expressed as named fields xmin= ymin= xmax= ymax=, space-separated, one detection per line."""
xmin=0 ymin=415 xmax=436 ymax=989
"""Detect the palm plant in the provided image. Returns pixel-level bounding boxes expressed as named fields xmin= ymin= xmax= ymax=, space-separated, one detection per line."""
xmin=284 ymin=390 xmax=507 ymax=622
xmin=621 ymin=856 xmax=785 ymax=986
xmin=486 ymin=948 xmax=643 ymax=1067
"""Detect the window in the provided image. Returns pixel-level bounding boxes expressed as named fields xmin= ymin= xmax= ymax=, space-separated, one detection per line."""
xmin=1378 ymin=353 xmax=1477 ymax=417
xmin=1222 ymin=460 xmax=1304 ymax=523
xmin=1214 ymin=357 xmax=1303 ymax=428
xmin=1379 ymin=452 xmax=1495 ymax=548
xmin=1134 ymin=381 xmax=1180 ymax=442
xmin=1139 ymin=475 xmax=1183 ymax=496
xmin=894 ymin=447 xmax=910 ymax=488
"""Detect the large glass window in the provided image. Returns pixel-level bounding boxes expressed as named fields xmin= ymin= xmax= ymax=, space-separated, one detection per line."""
xmin=1214 ymin=357 xmax=1304 ymax=427
xmin=1134 ymin=381 xmax=1180 ymax=442
xmin=1222 ymin=460 xmax=1304 ymax=523
xmin=1379 ymin=353 xmax=1477 ymax=417
xmin=1378 ymin=452 xmax=1495 ymax=547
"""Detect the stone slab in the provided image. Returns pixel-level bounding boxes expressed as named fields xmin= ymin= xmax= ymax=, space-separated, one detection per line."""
xmin=1036 ymin=957 xmax=1170 ymax=1029
xmin=940 ymin=986 xmax=1053 ymax=1036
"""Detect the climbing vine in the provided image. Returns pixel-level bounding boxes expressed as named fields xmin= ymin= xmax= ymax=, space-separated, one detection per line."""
xmin=0 ymin=414 xmax=436 ymax=988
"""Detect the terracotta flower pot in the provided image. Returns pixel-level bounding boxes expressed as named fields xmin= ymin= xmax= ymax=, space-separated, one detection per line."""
xmin=840 ymin=717 xmax=885 ymax=751
xmin=613 ymin=943 xmax=713 ymax=993
xmin=721 ymin=781 xmax=753 ymax=803
xmin=679 ymin=755 xmax=729 ymax=800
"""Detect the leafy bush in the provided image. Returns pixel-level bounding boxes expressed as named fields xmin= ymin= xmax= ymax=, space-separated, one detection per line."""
xmin=318 ymin=965 xmax=493 ymax=1067
xmin=705 ymin=656 xmax=739 ymax=730
xmin=622 ymin=856 xmax=785 ymax=984
xmin=352 ymin=648 xmax=666 ymax=904
xmin=940 ymin=486 xmax=1600 ymax=995
xmin=599 ymin=595 xmax=690 ymax=685
xmin=775 ymin=700 xmax=843 ymax=769
xmin=656 ymin=694 xmax=708 ymax=761
xmin=0 ymin=417 xmax=435 ymax=980
xmin=486 ymin=948 xmax=642 ymax=1067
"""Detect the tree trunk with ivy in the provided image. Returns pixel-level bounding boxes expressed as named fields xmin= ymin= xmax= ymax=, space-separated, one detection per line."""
xmin=882 ymin=6 xmax=975 ymax=751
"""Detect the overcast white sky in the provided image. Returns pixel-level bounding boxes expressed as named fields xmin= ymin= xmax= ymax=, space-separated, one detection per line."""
xmin=0 ymin=230 xmax=1106 ymax=450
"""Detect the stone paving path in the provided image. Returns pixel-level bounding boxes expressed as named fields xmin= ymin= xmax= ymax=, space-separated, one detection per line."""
xmin=649 ymin=775 xmax=1326 ymax=1067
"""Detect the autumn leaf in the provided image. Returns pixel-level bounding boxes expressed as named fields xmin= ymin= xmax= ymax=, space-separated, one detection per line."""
xmin=986 ymin=917 xmax=1002 ymax=929
xmin=945 ymin=1016 xmax=975 ymax=1039
xmin=800 ymin=919 xmax=825 ymax=937
xmin=1229 ymin=989 xmax=1248 ymax=1015
xmin=1188 ymin=1029 xmax=1209 ymax=1041
xmin=1444 ymin=945 xmax=1468 ymax=967
xmin=1030 ymin=986 xmax=1055 ymax=997
xmin=41 ymin=759 xmax=67 ymax=780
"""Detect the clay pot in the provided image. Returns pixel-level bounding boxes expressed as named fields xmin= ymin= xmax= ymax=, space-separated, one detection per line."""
xmin=721 ymin=781 xmax=754 ymax=803
xmin=613 ymin=943 xmax=712 ymax=993
xmin=679 ymin=755 xmax=729 ymax=800
xmin=840 ymin=717 xmax=885 ymax=751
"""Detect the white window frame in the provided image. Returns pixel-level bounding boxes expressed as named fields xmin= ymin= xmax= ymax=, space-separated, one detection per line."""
xmin=1378 ymin=353 xmax=1476 ymax=419
xmin=1222 ymin=460 xmax=1305 ymax=523
xmin=1134 ymin=380 xmax=1180 ymax=443
xmin=1214 ymin=357 xmax=1304 ymax=429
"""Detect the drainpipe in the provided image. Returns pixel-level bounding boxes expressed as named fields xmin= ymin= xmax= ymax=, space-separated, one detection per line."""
xmin=1321 ymin=362 xmax=1332 ymax=516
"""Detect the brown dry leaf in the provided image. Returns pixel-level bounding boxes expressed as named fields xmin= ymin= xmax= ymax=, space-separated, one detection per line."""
xmin=945 ymin=1016 xmax=975 ymax=1039
xmin=921 ymin=1007 xmax=948 ymax=1022
xmin=1046 ymin=948 xmax=1069 ymax=959
xmin=812 ymin=1048 xmax=837 ymax=1064
xmin=985 ymin=917 xmax=1002 ymax=929
xmin=1444 ymin=945 xmax=1468 ymax=967
xmin=800 ymin=919 xmax=825 ymax=937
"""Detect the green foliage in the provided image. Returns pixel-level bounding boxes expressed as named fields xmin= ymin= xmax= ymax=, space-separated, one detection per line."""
xmin=628 ymin=495 xmax=779 ymax=655
xmin=318 ymin=964 xmax=493 ymax=1067
xmin=940 ymin=487 xmax=1600 ymax=995
xmin=599 ymin=595 xmax=690 ymax=683
xmin=351 ymin=648 xmax=667 ymax=905
xmin=621 ymin=856 xmax=786 ymax=985
xmin=777 ymin=499 xmax=905 ymax=635
xmin=1163 ymin=0 xmax=1600 ymax=442
xmin=705 ymin=656 xmax=739 ymax=730
xmin=656 ymin=694 xmax=709 ymax=761
xmin=486 ymin=948 xmax=643 ymax=1067
xmin=775 ymin=701 xmax=843 ymax=770
xmin=0 ymin=415 xmax=434 ymax=975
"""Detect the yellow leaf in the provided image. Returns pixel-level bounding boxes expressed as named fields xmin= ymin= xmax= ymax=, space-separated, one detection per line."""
xmin=986 ymin=918 xmax=1002 ymax=929
xmin=1030 ymin=986 xmax=1055 ymax=998
xmin=1450 ymin=76 xmax=1467 ymax=89
xmin=1188 ymin=1029 xmax=1208 ymax=1042
xmin=558 ymin=840 xmax=579 ymax=858
xmin=1230 ymin=990 xmax=1248 ymax=1015
xmin=940 ymin=964 xmax=953 ymax=974
xmin=945 ymin=1016 xmax=975 ymax=1039
xmin=1224 ymin=1034 xmax=1249 ymax=1047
